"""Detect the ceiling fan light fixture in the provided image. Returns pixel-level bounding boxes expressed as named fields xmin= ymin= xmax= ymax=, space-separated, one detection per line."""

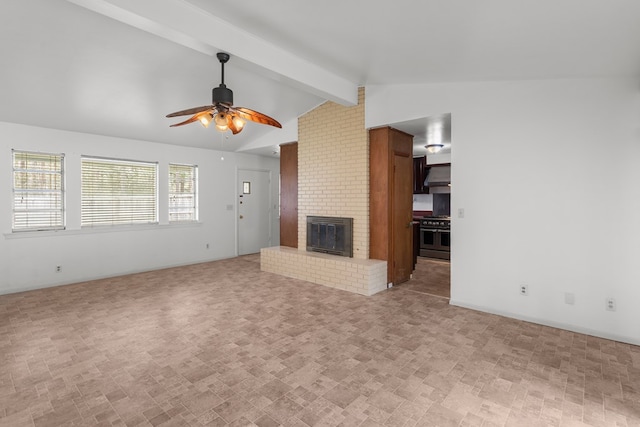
xmin=214 ymin=112 xmax=229 ymax=132
xmin=225 ymin=114 xmax=244 ymax=134
xmin=199 ymin=113 xmax=213 ymax=128
xmin=231 ymin=115 xmax=245 ymax=131
xmin=426 ymin=143 xmax=444 ymax=154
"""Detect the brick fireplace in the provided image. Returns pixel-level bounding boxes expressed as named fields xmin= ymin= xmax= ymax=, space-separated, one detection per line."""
xmin=261 ymin=88 xmax=387 ymax=296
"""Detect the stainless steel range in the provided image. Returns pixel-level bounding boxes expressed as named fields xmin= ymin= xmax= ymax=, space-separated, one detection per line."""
xmin=419 ymin=216 xmax=451 ymax=260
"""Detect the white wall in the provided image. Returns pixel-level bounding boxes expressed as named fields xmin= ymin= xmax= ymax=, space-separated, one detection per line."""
xmin=0 ymin=122 xmax=280 ymax=294
xmin=367 ymin=78 xmax=640 ymax=345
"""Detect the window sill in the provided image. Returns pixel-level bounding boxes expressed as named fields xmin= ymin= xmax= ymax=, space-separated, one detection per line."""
xmin=3 ymin=221 xmax=203 ymax=239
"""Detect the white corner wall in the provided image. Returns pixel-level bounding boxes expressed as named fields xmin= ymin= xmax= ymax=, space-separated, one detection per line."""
xmin=0 ymin=122 xmax=280 ymax=295
xmin=366 ymin=78 xmax=640 ymax=346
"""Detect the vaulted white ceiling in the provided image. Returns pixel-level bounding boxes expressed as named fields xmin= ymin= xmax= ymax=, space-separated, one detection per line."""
xmin=2 ymin=0 xmax=640 ymax=156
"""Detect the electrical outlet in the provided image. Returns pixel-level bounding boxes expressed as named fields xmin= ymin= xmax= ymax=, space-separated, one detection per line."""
xmin=606 ymin=298 xmax=616 ymax=312
xmin=56 ymin=265 xmax=61 ymax=272
xmin=520 ymin=284 xmax=528 ymax=296
xmin=458 ymin=208 xmax=465 ymax=218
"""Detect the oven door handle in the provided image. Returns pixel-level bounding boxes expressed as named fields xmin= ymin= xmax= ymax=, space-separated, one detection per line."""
xmin=439 ymin=229 xmax=451 ymax=233
xmin=420 ymin=228 xmax=440 ymax=232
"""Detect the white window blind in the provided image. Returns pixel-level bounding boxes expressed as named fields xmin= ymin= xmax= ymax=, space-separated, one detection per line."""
xmin=12 ymin=150 xmax=65 ymax=231
xmin=169 ymin=163 xmax=198 ymax=222
xmin=81 ymin=157 xmax=158 ymax=226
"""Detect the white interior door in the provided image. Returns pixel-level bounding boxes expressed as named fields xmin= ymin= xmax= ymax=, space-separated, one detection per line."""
xmin=238 ymin=169 xmax=271 ymax=255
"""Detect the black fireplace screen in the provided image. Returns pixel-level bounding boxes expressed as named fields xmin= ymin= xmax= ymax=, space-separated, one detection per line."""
xmin=306 ymin=216 xmax=353 ymax=257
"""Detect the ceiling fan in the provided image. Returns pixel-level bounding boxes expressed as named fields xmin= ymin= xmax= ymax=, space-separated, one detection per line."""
xmin=166 ymin=52 xmax=281 ymax=134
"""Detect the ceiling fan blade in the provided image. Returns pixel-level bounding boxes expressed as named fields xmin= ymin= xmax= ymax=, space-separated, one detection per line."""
xmin=166 ymin=105 xmax=214 ymax=118
xmin=233 ymin=107 xmax=282 ymax=128
xmin=169 ymin=111 xmax=211 ymax=127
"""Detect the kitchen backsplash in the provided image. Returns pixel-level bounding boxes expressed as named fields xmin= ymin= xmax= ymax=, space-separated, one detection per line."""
xmin=413 ymin=193 xmax=433 ymax=211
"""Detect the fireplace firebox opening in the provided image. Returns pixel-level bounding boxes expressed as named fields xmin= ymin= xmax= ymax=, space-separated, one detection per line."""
xmin=306 ymin=216 xmax=353 ymax=257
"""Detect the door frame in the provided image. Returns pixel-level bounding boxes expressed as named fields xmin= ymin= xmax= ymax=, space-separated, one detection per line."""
xmin=236 ymin=167 xmax=273 ymax=256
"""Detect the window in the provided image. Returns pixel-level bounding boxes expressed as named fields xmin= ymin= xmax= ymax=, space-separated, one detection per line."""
xmin=169 ymin=164 xmax=198 ymax=222
xmin=81 ymin=157 xmax=157 ymax=226
xmin=12 ymin=150 xmax=65 ymax=231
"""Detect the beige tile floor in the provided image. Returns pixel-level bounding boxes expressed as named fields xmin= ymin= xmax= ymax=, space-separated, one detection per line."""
xmin=403 ymin=259 xmax=450 ymax=299
xmin=1 ymin=254 xmax=639 ymax=426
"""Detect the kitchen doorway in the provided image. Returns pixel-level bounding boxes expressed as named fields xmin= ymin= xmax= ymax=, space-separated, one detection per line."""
xmin=390 ymin=113 xmax=452 ymax=299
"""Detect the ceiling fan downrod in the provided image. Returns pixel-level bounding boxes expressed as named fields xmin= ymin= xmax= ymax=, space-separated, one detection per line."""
xmin=213 ymin=52 xmax=233 ymax=106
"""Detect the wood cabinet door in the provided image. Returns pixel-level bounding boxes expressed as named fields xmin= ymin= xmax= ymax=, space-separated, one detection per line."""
xmin=279 ymin=143 xmax=298 ymax=247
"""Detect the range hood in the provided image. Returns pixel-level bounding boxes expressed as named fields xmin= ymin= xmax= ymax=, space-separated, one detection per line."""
xmin=424 ymin=165 xmax=451 ymax=194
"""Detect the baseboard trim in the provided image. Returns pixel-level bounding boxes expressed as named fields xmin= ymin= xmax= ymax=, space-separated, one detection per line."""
xmin=449 ymin=299 xmax=640 ymax=347
xmin=0 ymin=256 xmax=234 ymax=296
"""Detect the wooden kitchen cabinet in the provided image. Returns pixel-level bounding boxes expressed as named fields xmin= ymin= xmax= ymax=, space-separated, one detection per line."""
xmin=413 ymin=155 xmax=427 ymax=193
